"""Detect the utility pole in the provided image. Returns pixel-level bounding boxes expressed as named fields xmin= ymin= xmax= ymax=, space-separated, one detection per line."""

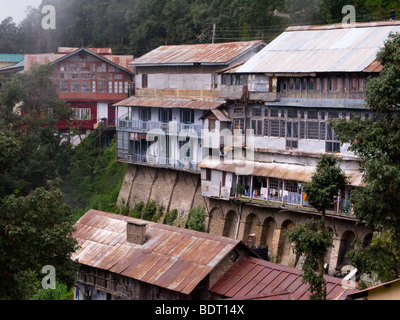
xmin=212 ymin=24 xmax=216 ymax=44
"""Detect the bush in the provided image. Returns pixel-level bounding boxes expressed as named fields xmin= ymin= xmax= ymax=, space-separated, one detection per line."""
xmin=186 ymin=206 xmax=206 ymax=232
xmin=164 ymin=209 xmax=178 ymax=225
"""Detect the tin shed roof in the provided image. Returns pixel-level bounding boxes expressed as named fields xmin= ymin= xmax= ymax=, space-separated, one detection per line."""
xmin=198 ymin=157 xmax=364 ymax=187
xmin=236 ymin=21 xmax=400 ymax=74
xmin=210 ymin=256 xmax=356 ymax=300
xmin=72 ymin=209 xmax=248 ymax=295
xmin=0 ymin=54 xmax=24 ymax=63
xmin=131 ymin=41 xmax=264 ymax=66
xmin=113 ymin=96 xmax=225 ymax=110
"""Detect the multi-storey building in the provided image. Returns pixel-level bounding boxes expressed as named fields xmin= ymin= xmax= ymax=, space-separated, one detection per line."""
xmin=115 ymin=41 xmax=265 ymax=172
xmin=198 ymin=21 xmax=400 ymax=275
xmin=23 ymin=47 xmax=134 ymax=142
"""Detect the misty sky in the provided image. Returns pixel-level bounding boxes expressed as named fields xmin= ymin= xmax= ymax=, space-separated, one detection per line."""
xmin=0 ymin=0 xmax=42 ymax=23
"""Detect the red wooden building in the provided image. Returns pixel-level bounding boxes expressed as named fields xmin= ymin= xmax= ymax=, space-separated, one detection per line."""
xmin=24 ymin=47 xmax=134 ymax=132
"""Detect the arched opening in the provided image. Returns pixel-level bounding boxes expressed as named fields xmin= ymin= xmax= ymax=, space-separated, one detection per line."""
xmin=260 ymin=217 xmax=275 ymax=249
xmin=277 ymin=220 xmax=295 ymax=265
xmin=243 ymin=213 xmax=257 ymax=246
xmin=208 ymin=208 xmax=222 ymax=235
xmin=363 ymin=233 xmax=373 ymax=247
xmin=223 ymin=210 xmax=238 ymax=238
xmin=337 ymin=230 xmax=356 ymax=268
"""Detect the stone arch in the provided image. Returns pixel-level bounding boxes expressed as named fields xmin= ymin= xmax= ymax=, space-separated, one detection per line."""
xmin=243 ymin=213 xmax=258 ymax=246
xmin=222 ymin=210 xmax=238 ymax=238
xmin=363 ymin=233 xmax=373 ymax=247
xmin=337 ymin=230 xmax=356 ymax=268
xmin=260 ymin=217 xmax=276 ymax=250
xmin=277 ymin=219 xmax=295 ymax=265
xmin=208 ymin=207 xmax=223 ymax=236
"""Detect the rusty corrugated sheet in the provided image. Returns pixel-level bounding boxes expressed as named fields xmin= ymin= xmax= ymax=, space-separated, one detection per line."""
xmin=132 ymin=41 xmax=264 ymax=66
xmin=210 ymin=256 xmax=356 ymax=300
xmin=363 ymin=59 xmax=382 ymax=73
xmin=58 ymin=47 xmax=113 ymax=55
xmin=113 ymin=96 xmax=225 ymax=110
xmin=72 ymin=209 xmax=241 ymax=295
xmin=236 ymin=21 xmax=400 ymax=74
xmin=198 ymin=157 xmax=364 ymax=187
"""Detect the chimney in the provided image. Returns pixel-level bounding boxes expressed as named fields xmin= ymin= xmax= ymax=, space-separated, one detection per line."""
xmin=126 ymin=221 xmax=147 ymax=245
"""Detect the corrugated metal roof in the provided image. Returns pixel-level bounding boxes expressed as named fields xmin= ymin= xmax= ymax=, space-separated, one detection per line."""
xmin=113 ymin=96 xmax=225 ymax=110
xmin=24 ymin=49 xmax=134 ymax=73
xmin=132 ymin=41 xmax=264 ymax=66
xmin=210 ymin=256 xmax=356 ymax=300
xmin=72 ymin=209 xmax=245 ymax=295
xmin=58 ymin=47 xmax=113 ymax=55
xmin=236 ymin=21 xmax=400 ymax=73
xmin=198 ymin=157 xmax=364 ymax=187
xmin=0 ymin=54 xmax=24 ymax=63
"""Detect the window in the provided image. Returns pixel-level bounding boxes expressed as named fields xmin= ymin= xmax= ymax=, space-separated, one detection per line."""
xmin=233 ymin=107 xmax=244 ymax=118
xmin=233 ymin=118 xmax=244 ymax=132
xmin=251 ymin=120 xmax=263 ymax=136
xmin=108 ymin=65 xmax=118 ymax=72
xmin=114 ymin=74 xmax=123 ymax=80
xmin=252 ymin=107 xmax=262 ymax=117
xmin=60 ymin=81 xmax=69 ymax=93
xmin=119 ymin=81 xmax=123 ymax=93
xmin=125 ymin=82 xmax=129 ymax=94
xmin=108 ymin=81 xmax=113 ymax=93
xmin=97 ymin=81 xmax=107 ymax=93
xmin=81 ymin=81 xmax=91 ymax=93
xmin=181 ymin=109 xmax=194 ymax=124
xmin=208 ymin=119 xmax=216 ymax=130
xmin=139 ymin=107 xmax=151 ymax=121
xmin=71 ymin=82 xmax=80 ymax=93
xmin=206 ymin=169 xmax=211 ymax=181
xmin=142 ymin=74 xmax=148 ymax=88
xmin=97 ymin=63 xmax=106 ymax=72
xmin=114 ymin=82 xmax=118 ymax=93
xmin=72 ymin=108 xmax=91 ymax=120
xmin=308 ymin=78 xmax=315 ymax=91
xmin=159 ymin=109 xmax=172 ymax=123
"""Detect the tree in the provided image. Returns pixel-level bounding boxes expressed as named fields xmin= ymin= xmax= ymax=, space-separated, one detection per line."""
xmin=331 ymin=32 xmax=400 ymax=283
xmin=0 ymin=64 xmax=71 ymax=196
xmin=0 ymin=179 xmax=78 ymax=299
xmin=286 ymin=154 xmax=347 ymax=300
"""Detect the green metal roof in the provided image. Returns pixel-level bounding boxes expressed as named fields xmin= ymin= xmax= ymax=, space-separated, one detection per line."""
xmin=0 ymin=54 xmax=24 ymax=63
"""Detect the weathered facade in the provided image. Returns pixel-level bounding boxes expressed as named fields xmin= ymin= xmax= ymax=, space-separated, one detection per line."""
xmin=115 ymin=41 xmax=265 ymax=173
xmin=197 ymin=21 xmax=400 ymax=275
xmin=72 ymin=209 xmax=257 ymax=300
xmin=23 ymin=47 xmax=134 ymax=141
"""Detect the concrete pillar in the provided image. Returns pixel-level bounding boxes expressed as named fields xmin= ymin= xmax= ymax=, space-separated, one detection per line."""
xmin=328 ymin=237 xmax=342 ymax=276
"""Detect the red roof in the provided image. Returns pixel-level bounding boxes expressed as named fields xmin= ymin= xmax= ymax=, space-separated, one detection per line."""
xmin=210 ymin=256 xmax=355 ymax=300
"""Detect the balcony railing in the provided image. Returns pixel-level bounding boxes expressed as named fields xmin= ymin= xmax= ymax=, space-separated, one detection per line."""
xmin=117 ymin=120 xmax=203 ymax=136
xmin=117 ymin=151 xmax=200 ymax=172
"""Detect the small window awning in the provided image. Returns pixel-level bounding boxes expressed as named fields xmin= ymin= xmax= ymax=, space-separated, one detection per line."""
xmin=198 ymin=157 xmax=364 ymax=187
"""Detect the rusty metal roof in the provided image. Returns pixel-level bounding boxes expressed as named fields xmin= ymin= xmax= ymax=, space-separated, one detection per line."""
xmin=72 ymin=209 xmax=245 ymax=295
xmin=236 ymin=21 xmax=400 ymax=74
xmin=210 ymin=256 xmax=355 ymax=300
xmin=132 ymin=41 xmax=264 ymax=66
xmin=113 ymin=96 xmax=225 ymax=110
xmin=24 ymin=49 xmax=134 ymax=73
xmin=58 ymin=47 xmax=113 ymax=55
xmin=198 ymin=157 xmax=364 ymax=187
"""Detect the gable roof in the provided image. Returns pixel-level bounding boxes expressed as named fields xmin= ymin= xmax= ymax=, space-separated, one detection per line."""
xmin=131 ymin=41 xmax=265 ymax=67
xmin=210 ymin=256 xmax=356 ymax=300
xmin=236 ymin=21 xmax=400 ymax=74
xmin=24 ymin=48 xmax=134 ymax=74
xmin=72 ymin=209 xmax=253 ymax=295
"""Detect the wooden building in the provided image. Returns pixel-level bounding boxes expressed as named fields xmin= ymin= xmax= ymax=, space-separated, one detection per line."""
xmin=71 ymin=209 xmax=257 ymax=300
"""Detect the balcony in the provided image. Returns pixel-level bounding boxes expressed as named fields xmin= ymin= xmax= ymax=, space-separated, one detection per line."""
xmin=117 ymin=120 xmax=203 ymax=136
xmin=117 ymin=151 xmax=200 ymax=172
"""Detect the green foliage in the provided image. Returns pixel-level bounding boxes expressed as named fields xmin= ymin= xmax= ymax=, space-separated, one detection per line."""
xmin=164 ymin=209 xmax=178 ymax=225
xmin=236 ymin=184 xmax=245 ymax=195
xmin=186 ymin=206 xmax=206 ymax=232
xmin=331 ymin=32 xmax=400 ymax=284
xmin=0 ymin=179 xmax=78 ymax=299
xmin=302 ymin=154 xmax=347 ymax=217
xmin=30 ymin=281 xmax=74 ymax=300
xmin=60 ymin=135 xmax=127 ymax=220
xmin=285 ymin=219 xmax=333 ymax=300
